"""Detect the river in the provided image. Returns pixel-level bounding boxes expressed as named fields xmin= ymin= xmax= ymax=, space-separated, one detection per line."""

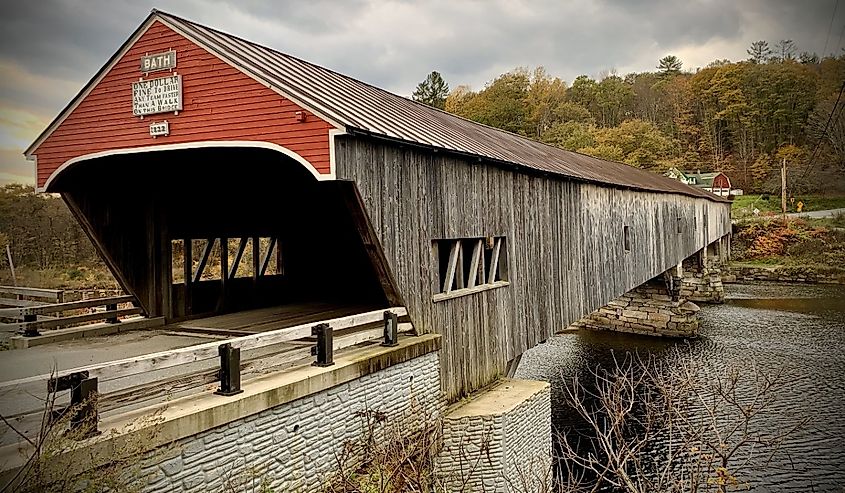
xmin=516 ymin=281 xmax=845 ymax=492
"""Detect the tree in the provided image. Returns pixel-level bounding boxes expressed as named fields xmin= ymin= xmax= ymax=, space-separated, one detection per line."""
xmin=542 ymin=121 xmax=595 ymax=151
xmin=747 ymin=40 xmax=771 ymax=64
xmin=444 ymin=85 xmax=476 ymax=115
xmin=799 ymin=51 xmax=820 ymax=64
xmin=557 ymin=349 xmax=805 ymax=493
xmin=772 ymin=39 xmax=797 ymax=62
xmin=412 ymin=71 xmax=449 ymax=109
xmin=453 ymin=69 xmax=531 ymax=134
xmin=657 ymin=55 xmax=683 ymax=76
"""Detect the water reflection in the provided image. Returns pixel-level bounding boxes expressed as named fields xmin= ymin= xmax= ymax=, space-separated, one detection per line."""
xmin=516 ymin=282 xmax=845 ymax=492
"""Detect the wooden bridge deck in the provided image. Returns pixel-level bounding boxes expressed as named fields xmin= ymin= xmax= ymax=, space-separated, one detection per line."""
xmin=171 ymin=302 xmax=382 ymax=337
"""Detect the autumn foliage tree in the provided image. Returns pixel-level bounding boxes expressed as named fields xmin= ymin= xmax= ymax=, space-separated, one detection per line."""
xmin=438 ymin=47 xmax=844 ymax=194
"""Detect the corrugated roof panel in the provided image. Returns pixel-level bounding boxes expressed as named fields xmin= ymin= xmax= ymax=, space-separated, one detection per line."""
xmin=155 ymin=11 xmax=728 ymax=203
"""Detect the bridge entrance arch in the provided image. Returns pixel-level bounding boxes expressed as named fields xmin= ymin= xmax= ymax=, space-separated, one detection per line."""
xmin=48 ymin=145 xmax=401 ymax=322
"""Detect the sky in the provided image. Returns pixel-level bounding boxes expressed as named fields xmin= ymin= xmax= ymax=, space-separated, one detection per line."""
xmin=0 ymin=0 xmax=842 ymax=186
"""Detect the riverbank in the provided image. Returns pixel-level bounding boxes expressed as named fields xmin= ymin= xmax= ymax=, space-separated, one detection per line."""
xmin=729 ymin=216 xmax=845 ymax=284
xmin=723 ymin=262 xmax=845 ymax=284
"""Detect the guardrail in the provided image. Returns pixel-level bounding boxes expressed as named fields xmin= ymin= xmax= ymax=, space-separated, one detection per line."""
xmin=0 ymin=307 xmax=409 ymax=438
xmin=0 ymin=285 xmax=64 ymax=307
xmin=0 ymin=295 xmax=139 ymax=336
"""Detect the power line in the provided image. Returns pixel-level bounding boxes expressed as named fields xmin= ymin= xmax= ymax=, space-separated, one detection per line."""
xmin=798 ymin=78 xmax=845 ymax=183
xmin=824 ymin=0 xmax=839 ymax=57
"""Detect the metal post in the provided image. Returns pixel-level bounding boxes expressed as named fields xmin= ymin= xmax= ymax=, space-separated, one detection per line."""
xmin=72 ymin=377 xmax=99 ymax=436
xmin=382 ymin=310 xmax=399 ymax=347
xmin=23 ymin=313 xmax=39 ymax=337
xmin=215 ymin=343 xmax=243 ymax=396
xmin=311 ymin=323 xmax=334 ymax=367
xmin=105 ymin=303 xmax=120 ymax=324
xmin=48 ymin=371 xmax=99 ymax=437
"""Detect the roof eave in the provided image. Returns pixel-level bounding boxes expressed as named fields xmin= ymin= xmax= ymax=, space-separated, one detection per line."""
xmin=24 ymin=11 xmax=160 ymax=157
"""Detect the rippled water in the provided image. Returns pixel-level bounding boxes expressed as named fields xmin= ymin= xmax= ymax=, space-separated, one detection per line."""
xmin=516 ymin=282 xmax=845 ymax=492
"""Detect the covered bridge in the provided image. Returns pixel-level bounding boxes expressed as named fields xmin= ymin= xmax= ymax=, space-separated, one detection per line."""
xmin=26 ymin=10 xmax=731 ymax=400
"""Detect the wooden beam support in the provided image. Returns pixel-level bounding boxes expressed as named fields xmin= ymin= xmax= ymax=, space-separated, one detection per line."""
xmin=488 ymin=238 xmax=501 ymax=283
xmin=443 ymin=241 xmax=460 ymax=293
xmin=252 ymin=237 xmax=260 ymax=281
xmin=467 ymin=240 xmax=482 ymax=288
xmin=228 ymin=238 xmax=248 ymax=279
xmin=259 ymin=237 xmax=277 ymax=277
xmin=193 ymin=239 xmax=216 ymax=283
xmin=183 ymin=239 xmax=192 ymax=316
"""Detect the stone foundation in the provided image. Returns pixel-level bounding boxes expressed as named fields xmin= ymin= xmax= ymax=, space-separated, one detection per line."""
xmin=573 ymin=278 xmax=700 ymax=337
xmin=679 ymin=256 xmax=724 ymax=303
xmin=138 ymin=349 xmax=443 ymax=492
xmin=437 ymin=379 xmax=551 ymax=492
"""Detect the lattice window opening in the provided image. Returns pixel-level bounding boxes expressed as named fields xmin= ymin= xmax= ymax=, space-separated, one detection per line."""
xmin=170 ymin=237 xmax=284 ymax=284
xmin=434 ymin=236 xmax=507 ymax=295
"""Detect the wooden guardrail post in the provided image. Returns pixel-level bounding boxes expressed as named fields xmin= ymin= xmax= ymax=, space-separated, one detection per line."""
xmin=214 ymin=343 xmax=243 ymax=396
xmin=382 ymin=310 xmax=399 ymax=347
xmin=311 ymin=323 xmax=334 ymax=367
xmin=23 ymin=314 xmax=39 ymax=337
xmin=104 ymin=303 xmax=120 ymax=324
xmin=48 ymin=371 xmax=99 ymax=438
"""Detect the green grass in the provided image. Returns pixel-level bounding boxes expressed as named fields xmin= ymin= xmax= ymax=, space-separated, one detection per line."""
xmin=732 ymin=194 xmax=845 ymax=219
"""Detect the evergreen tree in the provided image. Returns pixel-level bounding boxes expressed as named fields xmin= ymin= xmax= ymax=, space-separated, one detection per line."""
xmin=412 ymin=71 xmax=450 ymax=109
xmin=747 ymin=40 xmax=771 ymax=63
xmin=657 ymin=55 xmax=683 ymax=75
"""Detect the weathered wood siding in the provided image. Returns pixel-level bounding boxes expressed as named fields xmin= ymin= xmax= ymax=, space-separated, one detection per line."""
xmin=33 ymin=20 xmax=334 ymax=189
xmin=335 ymin=136 xmax=731 ymax=400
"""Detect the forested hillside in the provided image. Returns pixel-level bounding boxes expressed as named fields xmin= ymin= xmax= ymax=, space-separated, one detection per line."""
xmin=415 ymin=44 xmax=845 ymax=195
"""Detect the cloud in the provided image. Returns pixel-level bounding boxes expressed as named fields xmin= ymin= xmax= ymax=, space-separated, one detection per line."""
xmin=0 ymin=0 xmax=838 ymax=185
xmin=0 ymin=148 xmax=33 ymax=186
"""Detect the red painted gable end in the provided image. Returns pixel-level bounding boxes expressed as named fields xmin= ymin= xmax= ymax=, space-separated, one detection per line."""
xmin=32 ymin=21 xmax=335 ymax=189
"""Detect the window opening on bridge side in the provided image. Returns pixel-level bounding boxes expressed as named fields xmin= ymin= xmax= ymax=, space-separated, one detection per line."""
xmin=171 ymin=237 xmax=283 ymax=285
xmin=623 ymin=225 xmax=631 ymax=252
xmin=433 ymin=236 xmax=508 ymax=301
xmin=677 ymin=217 xmax=683 ymax=234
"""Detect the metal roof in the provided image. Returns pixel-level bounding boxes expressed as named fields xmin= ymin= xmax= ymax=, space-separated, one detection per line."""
xmin=32 ymin=10 xmax=729 ymax=203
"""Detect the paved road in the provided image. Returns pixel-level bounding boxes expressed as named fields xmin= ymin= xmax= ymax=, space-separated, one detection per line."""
xmin=787 ymin=207 xmax=845 ymax=219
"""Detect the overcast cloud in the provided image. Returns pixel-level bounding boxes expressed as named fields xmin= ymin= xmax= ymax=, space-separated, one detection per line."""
xmin=0 ymin=0 xmax=840 ymax=185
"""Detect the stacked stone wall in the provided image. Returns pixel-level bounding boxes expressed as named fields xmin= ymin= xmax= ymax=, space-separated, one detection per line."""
xmin=139 ymin=352 xmax=443 ymax=492
xmin=679 ymin=256 xmax=724 ymax=303
xmin=437 ymin=381 xmax=551 ymax=492
xmin=573 ymin=279 xmax=700 ymax=337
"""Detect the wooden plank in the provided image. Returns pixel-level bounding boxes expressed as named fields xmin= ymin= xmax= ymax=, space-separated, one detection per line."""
xmin=0 ymin=307 xmax=408 ymax=392
xmin=0 ymin=295 xmax=134 ymax=318
xmin=183 ymin=238 xmax=193 ymax=316
xmin=193 ymin=239 xmax=216 ymax=283
xmin=488 ymin=237 xmax=501 ymax=282
xmin=0 ymin=307 xmax=143 ymax=332
xmin=442 ymin=241 xmax=459 ymax=294
xmin=0 ymin=286 xmax=63 ymax=301
xmin=252 ymin=236 xmax=260 ymax=281
xmin=228 ymin=237 xmax=249 ymax=279
xmin=259 ymin=237 xmax=277 ymax=277
xmin=432 ymin=281 xmax=510 ymax=303
xmin=467 ymin=239 xmax=482 ymax=288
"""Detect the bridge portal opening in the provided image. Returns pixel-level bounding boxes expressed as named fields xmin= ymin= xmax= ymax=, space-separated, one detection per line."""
xmin=50 ymin=147 xmax=399 ymax=327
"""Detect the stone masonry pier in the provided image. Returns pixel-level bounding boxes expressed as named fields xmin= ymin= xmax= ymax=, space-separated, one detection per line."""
xmin=572 ymin=277 xmax=701 ymax=337
xmin=573 ymin=236 xmax=729 ymax=338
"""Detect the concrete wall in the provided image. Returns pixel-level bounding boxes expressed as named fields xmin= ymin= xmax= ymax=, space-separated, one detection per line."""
xmin=140 ymin=351 xmax=442 ymax=492
xmin=437 ymin=380 xmax=552 ymax=492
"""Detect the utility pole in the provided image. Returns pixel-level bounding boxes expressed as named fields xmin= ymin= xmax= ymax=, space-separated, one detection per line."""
xmin=781 ymin=157 xmax=787 ymax=222
xmin=5 ymin=244 xmax=16 ymax=286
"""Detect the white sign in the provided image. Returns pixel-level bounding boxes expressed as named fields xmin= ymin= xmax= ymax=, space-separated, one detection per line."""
xmin=141 ymin=50 xmax=176 ymax=72
xmin=149 ymin=121 xmax=170 ymax=137
xmin=132 ymin=74 xmax=182 ymax=116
